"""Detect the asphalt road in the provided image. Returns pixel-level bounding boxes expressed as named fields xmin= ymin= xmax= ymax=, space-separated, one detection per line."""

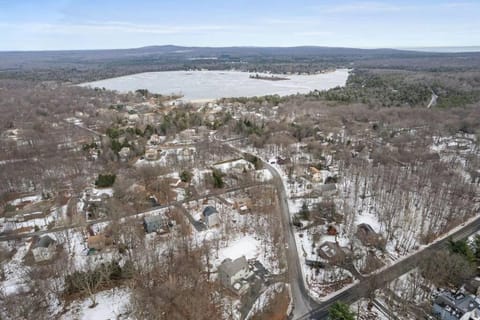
xmin=263 ymin=160 xmax=319 ymax=318
xmin=219 ymin=138 xmax=480 ymax=320
xmin=0 ymin=182 xmax=265 ymax=242
xmin=300 ymin=216 xmax=480 ymax=320
xmin=216 ymin=139 xmax=318 ymax=318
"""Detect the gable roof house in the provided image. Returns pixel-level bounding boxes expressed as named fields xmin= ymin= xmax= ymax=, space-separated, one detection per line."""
xmin=32 ymin=235 xmax=56 ymax=262
xmin=145 ymin=148 xmax=159 ymax=161
xmin=218 ymin=256 xmax=253 ymax=295
xmin=308 ymin=166 xmax=323 ymax=182
xmin=356 ymin=223 xmax=386 ymax=249
xmin=87 ymin=234 xmax=111 ymax=251
xmin=143 ymin=214 xmax=169 ymax=233
xmin=203 ymin=206 xmax=220 ymax=228
xmin=313 ymin=183 xmax=337 ymax=197
xmin=433 ymin=292 xmax=480 ymax=320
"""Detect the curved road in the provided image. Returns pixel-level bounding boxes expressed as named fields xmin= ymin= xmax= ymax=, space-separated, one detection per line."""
xmin=300 ymin=215 xmax=480 ymax=319
xmin=221 ymin=139 xmax=480 ymax=320
xmin=264 ymin=160 xmax=319 ymax=318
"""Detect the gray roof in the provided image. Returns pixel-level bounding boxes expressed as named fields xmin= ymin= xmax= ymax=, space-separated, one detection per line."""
xmin=434 ymin=292 xmax=479 ymax=314
xmin=218 ymin=256 xmax=248 ymax=277
xmin=357 ymin=223 xmax=375 ymax=233
xmin=203 ymin=206 xmax=218 ymax=217
xmin=144 ymin=215 xmax=167 ymax=224
xmin=36 ymin=235 xmax=55 ymax=248
xmin=317 ymin=184 xmax=337 ymax=192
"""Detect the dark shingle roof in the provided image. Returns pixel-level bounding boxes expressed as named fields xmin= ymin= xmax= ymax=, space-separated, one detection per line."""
xmin=203 ymin=206 xmax=218 ymax=217
xmin=36 ymin=235 xmax=55 ymax=248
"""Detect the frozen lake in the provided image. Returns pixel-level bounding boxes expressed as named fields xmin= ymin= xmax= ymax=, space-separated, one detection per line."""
xmin=81 ymin=69 xmax=350 ymax=101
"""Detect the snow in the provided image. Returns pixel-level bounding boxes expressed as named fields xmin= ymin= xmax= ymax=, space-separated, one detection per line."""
xmin=80 ymin=69 xmax=350 ymax=101
xmin=355 ymin=211 xmax=382 ymax=233
xmin=255 ymin=168 xmax=273 ymax=182
xmin=351 ymin=299 xmax=389 ymax=320
xmin=91 ymin=187 xmax=114 ymax=198
xmin=60 ymin=288 xmax=131 ymax=320
xmin=246 ymin=283 xmax=286 ymax=320
xmin=217 ymin=235 xmax=260 ymax=261
xmin=1 ymin=241 xmax=31 ymax=295
xmin=213 ymin=159 xmax=254 ymax=173
xmin=9 ymin=194 xmax=42 ymax=206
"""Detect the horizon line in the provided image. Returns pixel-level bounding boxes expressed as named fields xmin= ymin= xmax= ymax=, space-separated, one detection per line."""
xmin=0 ymin=44 xmax=480 ymax=54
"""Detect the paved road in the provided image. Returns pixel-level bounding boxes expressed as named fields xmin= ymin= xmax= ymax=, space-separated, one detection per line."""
xmin=0 ymin=182 xmax=265 ymax=242
xmin=217 ymin=136 xmax=480 ymax=320
xmin=219 ymin=138 xmax=318 ymax=318
xmin=263 ymin=160 xmax=318 ymax=318
xmin=299 ymin=216 xmax=480 ymax=319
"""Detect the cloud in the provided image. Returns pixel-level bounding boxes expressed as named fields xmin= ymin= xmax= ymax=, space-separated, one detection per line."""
xmin=0 ymin=21 xmax=232 ymax=35
xmin=319 ymin=1 xmax=406 ymax=14
xmin=294 ymin=31 xmax=334 ymax=37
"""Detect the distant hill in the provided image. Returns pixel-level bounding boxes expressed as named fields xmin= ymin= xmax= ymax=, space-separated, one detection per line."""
xmin=1 ymin=45 xmax=479 ymax=83
xmin=0 ymin=45 xmax=440 ymax=68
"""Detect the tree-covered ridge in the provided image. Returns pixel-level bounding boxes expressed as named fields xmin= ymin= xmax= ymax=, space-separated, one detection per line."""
xmin=309 ymin=69 xmax=480 ymax=108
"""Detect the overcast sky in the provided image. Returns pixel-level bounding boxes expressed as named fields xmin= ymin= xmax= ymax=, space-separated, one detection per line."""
xmin=0 ymin=0 xmax=479 ymax=51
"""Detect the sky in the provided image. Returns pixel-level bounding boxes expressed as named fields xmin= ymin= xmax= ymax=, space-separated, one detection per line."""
xmin=0 ymin=0 xmax=479 ymax=51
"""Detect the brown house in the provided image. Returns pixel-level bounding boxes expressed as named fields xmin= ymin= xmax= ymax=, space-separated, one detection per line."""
xmin=87 ymin=234 xmax=112 ymax=250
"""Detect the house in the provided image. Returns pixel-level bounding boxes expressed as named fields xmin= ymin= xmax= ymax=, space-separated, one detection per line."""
xmin=461 ymin=309 xmax=480 ymax=320
xmin=276 ymin=156 xmax=289 ymax=165
xmin=433 ymin=292 xmax=480 ymax=320
xmin=356 ymin=223 xmax=386 ymax=249
xmin=145 ymin=148 xmax=159 ymax=161
xmin=213 ymin=159 xmax=254 ymax=175
xmin=148 ymin=134 xmax=166 ymax=145
xmin=313 ymin=183 xmax=337 ymax=197
xmin=308 ymin=166 xmax=323 ymax=182
xmin=143 ymin=214 xmax=169 ymax=233
xmin=203 ymin=206 xmax=220 ymax=227
xmin=218 ymin=256 xmax=253 ymax=294
xmin=32 ymin=235 xmax=56 ymax=262
xmin=118 ymin=147 xmax=130 ymax=161
xmin=87 ymin=234 xmax=109 ymax=251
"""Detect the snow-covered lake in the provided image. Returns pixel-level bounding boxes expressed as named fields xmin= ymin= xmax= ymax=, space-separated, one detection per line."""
xmin=80 ymin=69 xmax=350 ymax=101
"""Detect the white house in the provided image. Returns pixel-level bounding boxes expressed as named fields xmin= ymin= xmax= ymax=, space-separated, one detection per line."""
xmin=145 ymin=148 xmax=159 ymax=161
xmin=32 ymin=235 xmax=56 ymax=262
xmin=202 ymin=206 xmax=220 ymax=227
xmin=118 ymin=147 xmax=130 ymax=162
xmin=217 ymin=256 xmax=252 ymax=294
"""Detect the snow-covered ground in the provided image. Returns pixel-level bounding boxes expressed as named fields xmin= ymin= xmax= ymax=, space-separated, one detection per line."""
xmin=246 ymin=283 xmax=288 ymax=320
xmin=351 ymin=299 xmax=389 ymax=320
xmin=9 ymin=194 xmax=42 ymax=206
xmin=60 ymin=287 xmax=131 ymax=320
xmin=0 ymin=241 xmax=31 ymax=295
